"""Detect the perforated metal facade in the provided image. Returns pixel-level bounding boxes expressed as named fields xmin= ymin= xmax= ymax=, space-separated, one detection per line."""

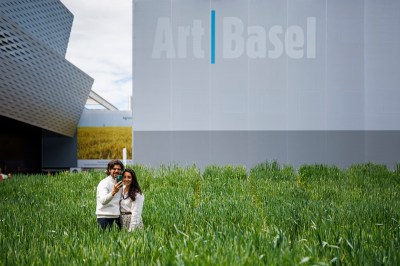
xmin=0 ymin=0 xmax=93 ymax=137
xmin=0 ymin=0 xmax=73 ymax=56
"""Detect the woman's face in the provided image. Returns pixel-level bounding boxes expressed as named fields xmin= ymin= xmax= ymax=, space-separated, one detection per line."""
xmin=123 ymin=172 xmax=132 ymax=186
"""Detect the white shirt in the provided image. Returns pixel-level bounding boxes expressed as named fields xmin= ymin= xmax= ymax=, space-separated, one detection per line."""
xmin=96 ymin=175 xmax=121 ymax=218
xmin=120 ymin=190 xmax=144 ymax=231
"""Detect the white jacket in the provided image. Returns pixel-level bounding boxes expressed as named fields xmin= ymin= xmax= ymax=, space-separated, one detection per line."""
xmin=120 ymin=192 xmax=144 ymax=231
xmin=96 ymin=175 xmax=121 ymax=218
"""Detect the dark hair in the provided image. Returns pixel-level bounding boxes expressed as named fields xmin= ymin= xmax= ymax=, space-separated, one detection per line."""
xmin=123 ymin=168 xmax=142 ymax=201
xmin=106 ymin=159 xmax=124 ymax=175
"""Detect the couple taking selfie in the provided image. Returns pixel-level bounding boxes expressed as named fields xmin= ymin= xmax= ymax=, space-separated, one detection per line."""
xmin=96 ymin=159 xmax=144 ymax=231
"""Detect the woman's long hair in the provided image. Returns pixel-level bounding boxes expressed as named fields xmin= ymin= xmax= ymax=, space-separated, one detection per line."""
xmin=123 ymin=168 xmax=142 ymax=201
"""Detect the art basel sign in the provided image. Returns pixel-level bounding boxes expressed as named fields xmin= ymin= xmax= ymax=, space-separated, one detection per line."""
xmin=152 ymin=11 xmax=316 ymax=63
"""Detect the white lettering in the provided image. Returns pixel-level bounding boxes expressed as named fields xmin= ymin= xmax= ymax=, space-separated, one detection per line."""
xmin=152 ymin=18 xmax=205 ymax=59
xmin=152 ymin=18 xmax=175 ymax=58
xmin=268 ymin=25 xmax=283 ymax=59
xmin=151 ymin=16 xmax=317 ymax=60
xmin=247 ymin=26 xmax=266 ymax=58
xmin=223 ymin=17 xmax=244 ymax=58
xmin=178 ymin=26 xmax=190 ymax=58
xmin=285 ymin=25 xmax=304 ymax=59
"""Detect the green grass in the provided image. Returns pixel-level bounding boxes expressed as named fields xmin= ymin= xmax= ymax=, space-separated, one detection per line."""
xmin=1 ymin=162 xmax=399 ymax=265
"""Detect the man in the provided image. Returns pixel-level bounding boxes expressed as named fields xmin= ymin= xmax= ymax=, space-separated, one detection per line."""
xmin=96 ymin=159 xmax=124 ymax=230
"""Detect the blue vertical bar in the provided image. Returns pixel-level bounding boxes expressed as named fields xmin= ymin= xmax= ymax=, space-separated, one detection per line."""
xmin=211 ymin=10 xmax=216 ymax=64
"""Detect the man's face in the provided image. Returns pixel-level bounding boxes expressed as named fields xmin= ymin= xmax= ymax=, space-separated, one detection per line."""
xmin=110 ymin=165 xmax=122 ymax=178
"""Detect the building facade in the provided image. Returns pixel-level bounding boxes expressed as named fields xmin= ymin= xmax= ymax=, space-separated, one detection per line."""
xmin=132 ymin=0 xmax=400 ymax=169
xmin=0 ymin=0 xmax=94 ymax=173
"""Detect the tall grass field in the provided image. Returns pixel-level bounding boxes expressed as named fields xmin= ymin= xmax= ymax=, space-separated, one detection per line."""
xmin=1 ymin=162 xmax=399 ymax=265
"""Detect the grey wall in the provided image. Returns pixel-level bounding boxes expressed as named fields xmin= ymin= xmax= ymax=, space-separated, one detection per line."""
xmin=42 ymin=130 xmax=78 ymax=169
xmin=133 ymin=0 xmax=400 ymax=169
xmin=133 ymin=131 xmax=400 ymax=169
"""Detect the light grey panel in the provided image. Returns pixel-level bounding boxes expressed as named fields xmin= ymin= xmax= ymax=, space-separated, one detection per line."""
xmin=324 ymin=131 xmax=366 ymax=167
xmin=247 ymin=131 xmax=289 ymax=165
xmin=133 ymin=0 xmax=172 ymax=130
xmin=171 ymin=132 xmax=211 ymax=165
xmin=133 ymin=131 xmax=173 ymax=166
xmin=286 ymin=131 xmax=327 ymax=166
xmin=78 ymin=109 xmax=133 ymax=127
xmin=134 ymin=131 xmax=400 ymax=169
xmin=286 ymin=0 xmax=326 ymax=130
xmin=364 ymin=0 xmax=400 ymax=130
xmin=325 ymin=0 xmax=365 ymax=130
xmin=208 ymin=131 xmax=249 ymax=165
xmin=170 ymin=0 xmax=211 ymax=130
xmin=365 ymin=131 xmax=400 ymax=167
xmin=210 ymin=0 xmax=249 ymax=130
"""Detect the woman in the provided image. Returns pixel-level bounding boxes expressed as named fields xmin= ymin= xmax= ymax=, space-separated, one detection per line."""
xmin=119 ymin=168 xmax=144 ymax=232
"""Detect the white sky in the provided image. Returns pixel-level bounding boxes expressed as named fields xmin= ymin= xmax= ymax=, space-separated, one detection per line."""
xmin=60 ymin=0 xmax=132 ymax=110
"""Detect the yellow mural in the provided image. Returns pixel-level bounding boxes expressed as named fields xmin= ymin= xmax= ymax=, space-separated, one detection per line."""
xmin=77 ymin=127 xmax=132 ymax=159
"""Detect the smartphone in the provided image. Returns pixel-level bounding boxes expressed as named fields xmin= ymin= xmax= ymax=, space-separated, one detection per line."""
xmin=116 ymin=175 xmax=123 ymax=183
